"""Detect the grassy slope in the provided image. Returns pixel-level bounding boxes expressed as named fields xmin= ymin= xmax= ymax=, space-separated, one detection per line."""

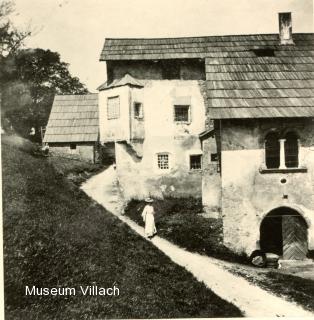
xmin=2 ymin=136 xmax=242 ymax=319
xmin=125 ymin=199 xmax=247 ymax=264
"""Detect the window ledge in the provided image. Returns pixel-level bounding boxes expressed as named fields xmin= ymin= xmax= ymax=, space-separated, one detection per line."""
xmin=259 ymin=167 xmax=308 ymax=174
xmin=189 ymin=169 xmax=202 ymax=173
xmin=174 ymin=121 xmax=191 ymax=125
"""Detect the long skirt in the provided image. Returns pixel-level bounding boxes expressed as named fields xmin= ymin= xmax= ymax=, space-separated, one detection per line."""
xmin=145 ymin=213 xmax=157 ymax=237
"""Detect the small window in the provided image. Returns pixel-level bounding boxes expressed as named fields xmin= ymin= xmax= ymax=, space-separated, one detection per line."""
xmin=70 ymin=143 xmax=76 ymax=150
xmin=265 ymin=132 xmax=280 ymax=169
xmin=211 ymin=153 xmax=218 ymax=162
xmin=174 ymin=105 xmax=190 ymax=123
xmin=157 ymin=153 xmax=169 ymax=170
xmin=190 ymin=155 xmax=202 ymax=170
xmin=285 ymin=131 xmax=299 ymax=168
xmin=107 ymin=96 xmax=120 ymax=120
xmin=134 ymin=102 xmax=144 ymax=119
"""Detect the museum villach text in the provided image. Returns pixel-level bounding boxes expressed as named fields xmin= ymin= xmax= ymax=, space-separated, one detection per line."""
xmin=25 ymin=285 xmax=120 ymax=296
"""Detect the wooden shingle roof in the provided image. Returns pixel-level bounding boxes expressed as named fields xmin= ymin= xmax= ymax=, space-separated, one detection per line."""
xmin=101 ymin=33 xmax=314 ymax=119
xmin=43 ymin=94 xmax=99 ymax=143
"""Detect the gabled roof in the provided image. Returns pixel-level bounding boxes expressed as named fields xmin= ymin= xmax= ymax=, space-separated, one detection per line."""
xmin=43 ymin=94 xmax=99 ymax=143
xmin=97 ymin=73 xmax=144 ymax=91
xmin=100 ymin=33 xmax=314 ymax=119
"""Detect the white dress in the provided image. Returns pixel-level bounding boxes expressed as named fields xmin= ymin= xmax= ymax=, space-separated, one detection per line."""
xmin=141 ymin=205 xmax=157 ymax=237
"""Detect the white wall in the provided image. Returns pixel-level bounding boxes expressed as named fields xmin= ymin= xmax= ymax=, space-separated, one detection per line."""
xmin=99 ymin=80 xmax=207 ymax=200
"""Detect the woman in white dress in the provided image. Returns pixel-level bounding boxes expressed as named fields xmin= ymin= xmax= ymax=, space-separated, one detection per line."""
xmin=141 ymin=198 xmax=157 ymax=238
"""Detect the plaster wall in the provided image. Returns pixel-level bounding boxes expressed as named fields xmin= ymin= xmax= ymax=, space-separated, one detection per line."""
xmin=99 ymin=86 xmax=131 ymax=142
xmin=103 ymin=80 xmax=207 ymax=200
xmin=219 ymin=118 xmax=314 ymax=256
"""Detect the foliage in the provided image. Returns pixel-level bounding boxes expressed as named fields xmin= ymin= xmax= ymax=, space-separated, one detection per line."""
xmin=0 ymin=0 xmax=31 ymax=57
xmin=2 ymin=135 xmax=242 ymax=318
xmin=1 ymin=48 xmax=88 ymax=140
xmin=125 ymin=198 xmax=248 ymax=264
xmin=0 ymin=1 xmax=88 ymax=141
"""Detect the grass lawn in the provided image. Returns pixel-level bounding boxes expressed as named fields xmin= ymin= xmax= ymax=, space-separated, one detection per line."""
xmin=2 ymin=134 xmax=242 ymax=319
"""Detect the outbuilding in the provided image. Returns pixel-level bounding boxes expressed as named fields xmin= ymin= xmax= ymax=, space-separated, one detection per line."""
xmin=43 ymin=94 xmax=99 ymax=162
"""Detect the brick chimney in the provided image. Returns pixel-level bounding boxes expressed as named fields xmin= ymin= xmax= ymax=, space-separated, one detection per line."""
xmin=279 ymin=12 xmax=294 ymax=45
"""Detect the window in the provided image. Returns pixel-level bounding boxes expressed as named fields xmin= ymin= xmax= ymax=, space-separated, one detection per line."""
xmin=285 ymin=132 xmax=299 ymax=168
xmin=190 ymin=155 xmax=202 ymax=170
xmin=70 ymin=143 xmax=76 ymax=150
xmin=211 ymin=153 xmax=218 ymax=162
xmin=134 ymin=102 xmax=144 ymax=119
xmin=107 ymin=96 xmax=120 ymax=120
xmin=264 ymin=130 xmax=299 ymax=169
xmin=174 ymin=105 xmax=190 ymax=123
xmin=157 ymin=153 xmax=169 ymax=170
xmin=265 ymin=132 xmax=280 ymax=169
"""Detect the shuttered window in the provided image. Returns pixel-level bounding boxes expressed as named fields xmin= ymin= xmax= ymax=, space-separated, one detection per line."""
xmin=107 ymin=96 xmax=120 ymax=120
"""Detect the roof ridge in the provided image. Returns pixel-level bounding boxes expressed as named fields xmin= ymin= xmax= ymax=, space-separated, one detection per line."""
xmin=104 ymin=33 xmax=314 ymax=41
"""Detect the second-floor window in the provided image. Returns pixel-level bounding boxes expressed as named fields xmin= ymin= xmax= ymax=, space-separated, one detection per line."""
xmin=265 ymin=131 xmax=299 ymax=169
xmin=174 ymin=105 xmax=190 ymax=123
xmin=107 ymin=96 xmax=120 ymax=120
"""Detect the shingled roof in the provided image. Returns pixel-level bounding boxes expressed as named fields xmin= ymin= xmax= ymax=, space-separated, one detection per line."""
xmin=43 ymin=94 xmax=99 ymax=143
xmin=100 ymin=33 xmax=314 ymax=119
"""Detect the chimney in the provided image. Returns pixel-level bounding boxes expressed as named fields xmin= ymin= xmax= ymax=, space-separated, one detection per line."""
xmin=279 ymin=12 xmax=294 ymax=45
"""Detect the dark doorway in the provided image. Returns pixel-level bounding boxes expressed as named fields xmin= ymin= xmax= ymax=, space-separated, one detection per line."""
xmin=260 ymin=207 xmax=308 ymax=260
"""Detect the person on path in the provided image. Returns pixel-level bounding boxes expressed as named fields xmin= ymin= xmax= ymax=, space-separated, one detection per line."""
xmin=141 ymin=198 xmax=157 ymax=238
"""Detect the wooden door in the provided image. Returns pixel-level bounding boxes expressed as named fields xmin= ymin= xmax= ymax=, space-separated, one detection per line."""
xmin=282 ymin=215 xmax=308 ymax=260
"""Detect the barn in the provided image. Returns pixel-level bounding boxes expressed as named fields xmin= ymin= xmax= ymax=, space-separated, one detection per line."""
xmin=43 ymin=94 xmax=99 ymax=163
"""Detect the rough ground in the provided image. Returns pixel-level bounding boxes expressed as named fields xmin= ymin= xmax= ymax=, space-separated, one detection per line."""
xmin=82 ymin=166 xmax=314 ymax=318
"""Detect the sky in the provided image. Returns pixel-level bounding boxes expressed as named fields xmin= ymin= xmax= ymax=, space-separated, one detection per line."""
xmin=11 ymin=0 xmax=314 ymax=92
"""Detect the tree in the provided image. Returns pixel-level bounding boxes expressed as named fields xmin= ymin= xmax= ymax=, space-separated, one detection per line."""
xmin=0 ymin=1 xmax=88 ymax=140
xmin=0 ymin=0 xmax=31 ymax=57
xmin=2 ymin=48 xmax=88 ymax=139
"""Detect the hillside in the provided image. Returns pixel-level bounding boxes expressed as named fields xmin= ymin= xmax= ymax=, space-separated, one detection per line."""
xmin=2 ymin=135 xmax=242 ymax=319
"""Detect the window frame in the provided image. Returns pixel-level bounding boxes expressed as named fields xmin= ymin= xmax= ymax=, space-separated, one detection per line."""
xmin=156 ymin=152 xmax=171 ymax=171
xmin=189 ymin=154 xmax=202 ymax=171
xmin=262 ymin=129 xmax=301 ymax=172
xmin=134 ymin=102 xmax=144 ymax=120
xmin=107 ymin=96 xmax=120 ymax=120
xmin=173 ymin=105 xmax=191 ymax=124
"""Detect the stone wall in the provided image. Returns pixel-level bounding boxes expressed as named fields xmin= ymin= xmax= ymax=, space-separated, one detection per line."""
xmin=201 ymin=134 xmax=221 ymax=215
xmin=219 ymin=118 xmax=314 ymax=255
xmin=49 ymin=143 xmax=95 ymax=162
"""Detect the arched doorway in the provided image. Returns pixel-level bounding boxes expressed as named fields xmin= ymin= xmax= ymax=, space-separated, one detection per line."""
xmin=260 ymin=207 xmax=308 ymax=260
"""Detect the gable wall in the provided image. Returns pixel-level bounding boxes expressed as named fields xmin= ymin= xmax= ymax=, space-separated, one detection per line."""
xmin=218 ymin=118 xmax=314 ymax=255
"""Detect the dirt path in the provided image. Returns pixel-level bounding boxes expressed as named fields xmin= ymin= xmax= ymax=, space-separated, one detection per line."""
xmin=81 ymin=166 xmax=314 ymax=317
